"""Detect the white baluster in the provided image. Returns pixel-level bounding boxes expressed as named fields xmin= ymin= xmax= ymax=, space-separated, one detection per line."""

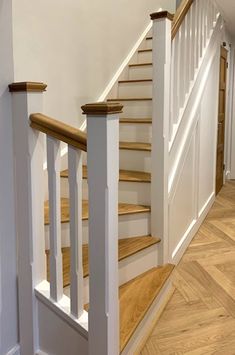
xmin=68 ymin=145 xmax=84 ymax=318
xmin=179 ymin=19 xmax=186 ymax=108
xmin=195 ymin=0 xmax=200 ymax=69
xmin=190 ymin=3 xmax=195 ymax=81
xmin=47 ymin=136 xmax=63 ymax=302
xmin=151 ymin=11 xmax=172 ymax=263
xmin=82 ymin=102 xmax=122 ymax=355
xmin=9 ymin=81 xmax=47 ymax=354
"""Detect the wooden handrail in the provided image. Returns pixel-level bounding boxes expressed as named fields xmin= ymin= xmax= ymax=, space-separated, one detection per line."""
xmin=171 ymin=0 xmax=194 ymax=40
xmin=30 ymin=113 xmax=87 ymax=152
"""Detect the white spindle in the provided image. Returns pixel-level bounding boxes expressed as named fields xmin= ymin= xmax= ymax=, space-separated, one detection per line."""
xmin=151 ymin=12 xmax=172 ymax=263
xmin=47 ymin=136 xmax=63 ymax=302
xmin=185 ymin=12 xmax=190 ymax=94
xmin=199 ymin=0 xmax=204 ymax=58
xmin=68 ymin=145 xmax=84 ymax=318
xmin=190 ymin=4 xmax=195 ymax=81
xmin=179 ymin=20 xmax=186 ymax=108
xmin=195 ymin=0 xmax=200 ymax=69
xmin=9 ymin=82 xmax=47 ymax=354
xmin=82 ymin=102 xmax=122 ymax=355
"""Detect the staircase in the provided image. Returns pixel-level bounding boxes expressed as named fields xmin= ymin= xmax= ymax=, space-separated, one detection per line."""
xmin=9 ymin=0 xmax=221 ymax=354
xmin=44 ymin=29 xmax=175 ymax=354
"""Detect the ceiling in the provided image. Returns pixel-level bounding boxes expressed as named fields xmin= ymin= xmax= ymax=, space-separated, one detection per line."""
xmin=215 ymin=0 xmax=235 ymax=36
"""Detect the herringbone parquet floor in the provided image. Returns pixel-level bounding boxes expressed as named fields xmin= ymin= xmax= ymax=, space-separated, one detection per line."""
xmin=141 ymin=181 xmax=235 ymax=354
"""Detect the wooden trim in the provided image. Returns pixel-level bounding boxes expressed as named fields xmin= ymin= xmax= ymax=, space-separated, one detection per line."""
xmin=81 ymin=102 xmax=123 ymax=115
xmin=30 ymin=113 xmax=87 ymax=152
xmin=171 ymin=0 xmax=194 ymax=40
xmin=150 ymin=11 xmax=174 ymax=21
xmin=129 ymin=63 xmax=152 ymax=67
xmin=9 ymin=82 xmax=47 ymax=92
xmin=119 ymin=79 xmax=152 ymax=84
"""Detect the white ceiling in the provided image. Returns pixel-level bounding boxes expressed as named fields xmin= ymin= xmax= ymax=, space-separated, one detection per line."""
xmin=215 ymin=0 xmax=235 ymax=36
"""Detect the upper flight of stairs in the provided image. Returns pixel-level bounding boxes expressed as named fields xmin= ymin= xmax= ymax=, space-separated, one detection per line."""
xmin=44 ymin=30 xmax=174 ymax=354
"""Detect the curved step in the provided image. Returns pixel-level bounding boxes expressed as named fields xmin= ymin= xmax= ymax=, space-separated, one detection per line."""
xmin=119 ymin=141 xmax=151 ymax=152
xmin=107 ymin=98 xmax=152 ymax=102
xmin=46 ymin=236 xmax=160 ymax=287
xmin=120 ymin=264 xmax=174 ymax=352
xmin=129 ymin=63 xmax=152 ymax=68
xmin=44 ymin=198 xmax=150 ymax=225
xmin=61 ymin=166 xmax=151 ymax=183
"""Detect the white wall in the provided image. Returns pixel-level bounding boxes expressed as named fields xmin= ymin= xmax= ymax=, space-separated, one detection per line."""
xmin=12 ymin=0 xmax=175 ymax=128
xmin=0 ymin=1 xmax=19 ymax=354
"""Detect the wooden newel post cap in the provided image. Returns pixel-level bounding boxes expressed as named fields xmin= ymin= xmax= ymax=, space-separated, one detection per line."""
xmin=81 ymin=102 xmax=123 ymax=116
xmin=9 ymin=82 xmax=47 ymax=93
xmin=150 ymin=11 xmax=174 ymax=21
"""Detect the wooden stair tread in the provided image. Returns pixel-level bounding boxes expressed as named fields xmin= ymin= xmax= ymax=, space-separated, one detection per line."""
xmin=146 ymin=36 xmax=153 ymax=40
xmin=118 ymin=79 xmax=152 ymax=84
xmin=107 ymin=98 xmax=152 ymax=102
xmin=44 ymin=199 xmax=150 ymax=225
xmin=46 ymin=236 xmax=161 ymax=287
xmin=61 ymin=166 xmax=151 ymax=183
xmin=120 ymin=118 xmax=152 ymax=124
xmin=119 ymin=264 xmax=174 ymax=351
xmin=129 ymin=62 xmax=152 ymax=67
xmin=119 ymin=141 xmax=151 ymax=151
xmin=138 ymin=49 xmax=152 ymax=53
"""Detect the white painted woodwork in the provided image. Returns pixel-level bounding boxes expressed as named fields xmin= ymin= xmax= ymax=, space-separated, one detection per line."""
xmin=137 ymin=50 xmax=152 ymax=63
xmin=128 ymin=65 xmax=152 ymax=80
xmin=11 ymin=91 xmax=46 ymax=354
xmin=46 ymin=136 xmax=63 ymax=302
xmin=119 ymin=150 xmax=151 ymax=172
xmin=45 ymin=212 xmax=151 ymax=248
xmin=87 ymin=112 xmax=119 ymax=355
xmin=119 ymin=123 xmax=152 ymax=143
xmin=68 ymin=146 xmax=84 ymax=318
xmin=151 ymin=15 xmax=172 ymax=264
xmin=35 ymin=281 xmax=88 ymax=355
xmin=144 ymin=38 xmax=153 ymax=50
xmin=118 ymin=81 xmax=152 ymax=99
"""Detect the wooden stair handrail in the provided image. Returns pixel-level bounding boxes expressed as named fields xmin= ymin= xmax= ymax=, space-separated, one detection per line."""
xmin=30 ymin=113 xmax=87 ymax=152
xmin=171 ymin=0 xmax=194 ymax=40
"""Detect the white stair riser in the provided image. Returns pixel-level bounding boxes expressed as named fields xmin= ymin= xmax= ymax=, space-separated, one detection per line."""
xmin=45 ymin=212 xmax=150 ymax=248
xmin=145 ymin=38 xmax=152 ymax=50
xmin=120 ymin=100 xmax=152 ymax=118
xmin=119 ymin=149 xmax=151 ymax=172
xmin=138 ymin=51 xmax=152 ymax=63
xmin=129 ymin=65 xmax=152 ymax=80
xmin=61 ymin=179 xmax=150 ymax=205
xmin=64 ymin=243 xmax=158 ymax=304
xmin=120 ymin=123 xmax=152 ymax=143
xmin=118 ymin=81 xmax=152 ymax=99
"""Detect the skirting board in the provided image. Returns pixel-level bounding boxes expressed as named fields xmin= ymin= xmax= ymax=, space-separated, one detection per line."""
xmin=172 ymin=192 xmax=215 ymax=264
xmin=6 ymin=345 xmax=20 ymax=355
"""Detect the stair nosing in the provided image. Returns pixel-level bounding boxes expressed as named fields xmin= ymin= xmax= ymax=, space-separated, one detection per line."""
xmin=129 ymin=62 xmax=152 ymax=67
xmin=120 ymin=118 xmax=152 ymax=124
xmin=118 ymin=79 xmax=152 ymax=84
xmin=138 ymin=49 xmax=152 ymax=53
xmin=107 ymin=98 xmax=152 ymax=102
xmin=119 ymin=141 xmax=151 ymax=152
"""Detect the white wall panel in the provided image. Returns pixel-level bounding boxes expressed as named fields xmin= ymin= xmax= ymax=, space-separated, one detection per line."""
xmin=169 ymin=133 xmax=196 ymax=258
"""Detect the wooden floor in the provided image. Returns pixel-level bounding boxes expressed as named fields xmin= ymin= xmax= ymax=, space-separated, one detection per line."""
xmin=141 ymin=181 xmax=235 ymax=354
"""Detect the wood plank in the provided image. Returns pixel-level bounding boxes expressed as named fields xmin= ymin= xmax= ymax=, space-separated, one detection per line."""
xmin=119 ymin=141 xmax=151 ymax=151
xmin=46 ymin=236 xmax=161 ymax=287
xmin=61 ymin=166 xmax=151 ymax=183
xmin=118 ymin=79 xmax=152 ymax=84
xmin=44 ymin=198 xmax=150 ymax=224
xmin=120 ymin=118 xmax=152 ymax=124
xmin=129 ymin=63 xmax=152 ymax=67
xmin=119 ymin=265 xmax=175 ymax=351
xmin=142 ymin=182 xmax=235 ymax=354
xmin=107 ymin=98 xmax=152 ymax=102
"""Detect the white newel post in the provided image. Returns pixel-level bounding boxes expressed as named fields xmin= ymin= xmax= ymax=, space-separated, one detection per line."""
xmin=150 ymin=12 xmax=173 ymax=264
xmin=82 ymin=102 xmax=123 ymax=355
xmin=9 ymin=82 xmax=47 ymax=355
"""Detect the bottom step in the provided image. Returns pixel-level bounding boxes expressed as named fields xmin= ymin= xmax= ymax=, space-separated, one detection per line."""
xmin=120 ymin=264 xmax=175 ymax=352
